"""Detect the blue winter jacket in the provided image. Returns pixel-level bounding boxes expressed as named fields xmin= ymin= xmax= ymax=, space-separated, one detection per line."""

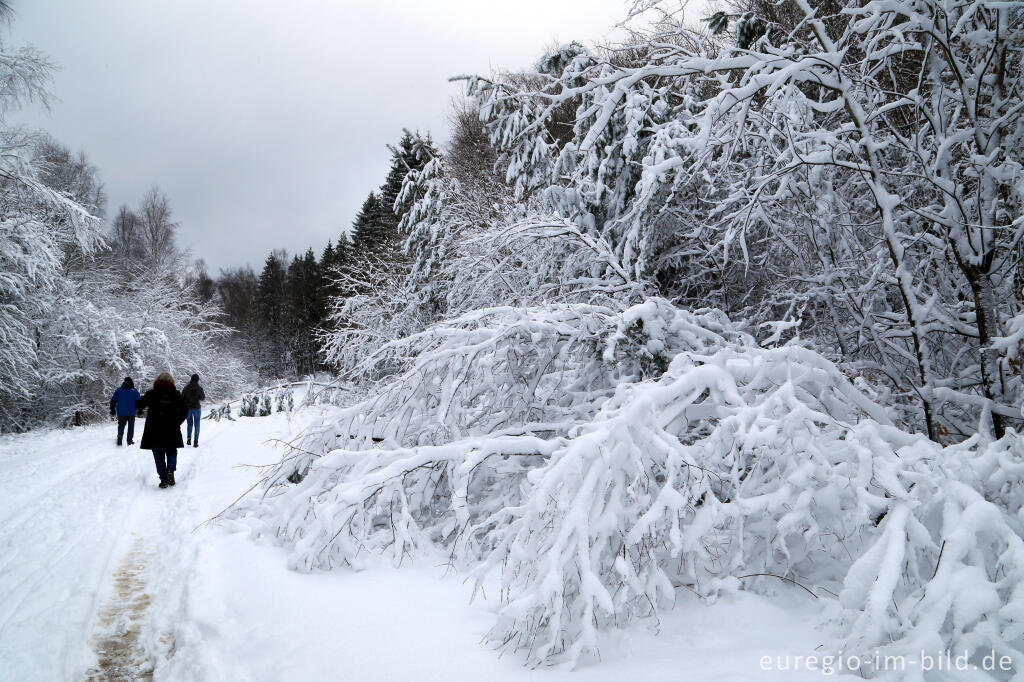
xmin=111 ymin=383 xmax=141 ymax=416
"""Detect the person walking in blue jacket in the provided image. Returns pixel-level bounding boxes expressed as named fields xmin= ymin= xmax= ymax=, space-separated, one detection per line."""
xmin=110 ymin=376 xmax=141 ymax=446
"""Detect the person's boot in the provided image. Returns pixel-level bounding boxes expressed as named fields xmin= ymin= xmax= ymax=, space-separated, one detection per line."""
xmin=116 ymin=439 xmax=122 ymax=446
xmin=159 ymin=474 xmax=168 ymax=489
xmin=168 ymin=471 xmax=176 ymax=486
xmin=186 ymin=437 xmax=191 ymax=446
xmin=193 ymin=440 xmax=198 ymax=448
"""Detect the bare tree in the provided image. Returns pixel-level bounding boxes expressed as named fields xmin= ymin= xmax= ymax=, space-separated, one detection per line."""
xmin=34 ymin=136 xmax=106 ymax=217
xmin=109 ymin=205 xmax=143 ymax=268
xmin=216 ymin=266 xmax=261 ymax=369
xmin=138 ymin=185 xmax=178 ymax=269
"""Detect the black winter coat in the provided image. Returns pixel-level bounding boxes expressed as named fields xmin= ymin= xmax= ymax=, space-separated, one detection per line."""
xmin=137 ymin=383 xmax=188 ymax=450
xmin=182 ymin=380 xmax=205 ymax=409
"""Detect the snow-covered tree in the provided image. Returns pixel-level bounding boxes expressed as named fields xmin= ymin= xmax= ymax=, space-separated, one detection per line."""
xmin=33 ymin=262 xmax=249 ymax=426
xmin=461 ymin=0 xmax=1023 ymax=440
xmin=137 ymin=186 xmax=179 ymax=271
xmin=250 ymin=298 xmax=1024 ymax=672
xmin=0 ymin=28 xmax=104 ymax=429
xmin=34 ymin=136 xmax=107 ymax=220
xmin=109 ymin=205 xmax=145 ymax=269
xmin=235 ymin=2 xmax=1024 ymax=675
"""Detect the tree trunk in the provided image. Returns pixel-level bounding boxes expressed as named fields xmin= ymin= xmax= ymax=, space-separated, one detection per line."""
xmin=960 ymin=254 xmax=1006 ymax=438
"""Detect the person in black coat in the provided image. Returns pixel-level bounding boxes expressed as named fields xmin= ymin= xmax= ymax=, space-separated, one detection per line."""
xmin=137 ymin=372 xmax=188 ymax=488
xmin=181 ymin=373 xmax=205 ymax=447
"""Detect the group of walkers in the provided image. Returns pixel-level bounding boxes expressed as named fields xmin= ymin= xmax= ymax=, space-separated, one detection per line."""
xmin=109 ymin=373 xmax=206 ymax=489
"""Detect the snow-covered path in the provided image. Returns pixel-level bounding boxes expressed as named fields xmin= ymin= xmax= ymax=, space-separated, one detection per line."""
xmin=1 ymin=407 xmax=846 ymax=681
xmin=0 ymin=409 xmax=251 ymax=681
xmin=0 ymin=424 xmax=150 ymax=680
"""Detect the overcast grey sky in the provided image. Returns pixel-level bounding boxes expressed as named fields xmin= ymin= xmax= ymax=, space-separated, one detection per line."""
xmin=9 ymin=1 xmax=696 ymax=273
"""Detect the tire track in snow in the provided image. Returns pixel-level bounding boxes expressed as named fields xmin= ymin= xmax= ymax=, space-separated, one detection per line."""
xmin=0 ymin=455 xmax=137 ymax=611
xmin=0 ymin=434 xmax=118 ymax=530
xmin=84 ymin=536 xmax=155 ymax=682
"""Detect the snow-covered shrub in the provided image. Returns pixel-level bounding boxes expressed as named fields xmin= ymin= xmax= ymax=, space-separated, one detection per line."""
xmin=245 ymin=300 xmax=1024 ymax=673
xmin=236 ymin=389 xmax=293 ymax=419
xmin=286 ymin=299 xmax=739 ymax=475
xmin=239 ymin=394 xmax=258 ymax=418
xmin=207 ymin=404 xmax=234 ymax=422
xmin=274 ymin=389 xmax=294 ymax=413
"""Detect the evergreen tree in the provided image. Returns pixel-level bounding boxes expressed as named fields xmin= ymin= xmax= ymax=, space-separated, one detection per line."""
xmin=351 ymin=130 xmax=437 ymax=255
xmin=319 ymin=233 xmax=355 ymax=336
xmin=285 ymin=248 xmax=324 ymax=375
xmin=320 ymin=233 xmax=353 ymax=297
xmin=302 ymin=247 xmax=325 ymax=327
xmin=255 ymin=251 xmax=288 ymax=377
xmin=350 ymin=192 xmax=384 ymax=250
xmin=333 ymin=233 xmax=351 ymax=267
xmin=319 ymin=238 xmax=341 ymax=303
xmin=320 ymin=240 xmax=336 ymax=273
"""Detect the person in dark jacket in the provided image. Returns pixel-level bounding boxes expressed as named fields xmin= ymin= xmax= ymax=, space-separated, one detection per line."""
xmin=181 ymin=373 xmax=205 ymax=447
xmin=136 ymin=372 xmax=188 ymax=488
xmin=109 ymin=377 xmax=141 ymax=446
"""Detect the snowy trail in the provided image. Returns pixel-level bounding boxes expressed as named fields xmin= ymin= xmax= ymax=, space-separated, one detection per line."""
xmin=86 ymin=536 xmax=155 ymax=681
xmin=1 ymin=406 xmax=848 ymax=681
xmin=0 ymin=412 xmax=230 ymax=682
xmin=0 ymin=425 xmax=149 ymax=681
xmin=81 ymin=418 xmax=232 ymax=681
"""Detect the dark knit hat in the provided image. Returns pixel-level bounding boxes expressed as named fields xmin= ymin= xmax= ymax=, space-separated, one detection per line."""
xmin=191 ymin=374 xmax=200 ymax=383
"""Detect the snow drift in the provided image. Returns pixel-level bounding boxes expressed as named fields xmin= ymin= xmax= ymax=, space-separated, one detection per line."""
xmin=240 ymin=299 xmax=1024 ymax=676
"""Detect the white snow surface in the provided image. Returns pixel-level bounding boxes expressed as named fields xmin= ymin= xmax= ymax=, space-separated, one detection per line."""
xmin=1 ymin=400 xmax=845 ymax=681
